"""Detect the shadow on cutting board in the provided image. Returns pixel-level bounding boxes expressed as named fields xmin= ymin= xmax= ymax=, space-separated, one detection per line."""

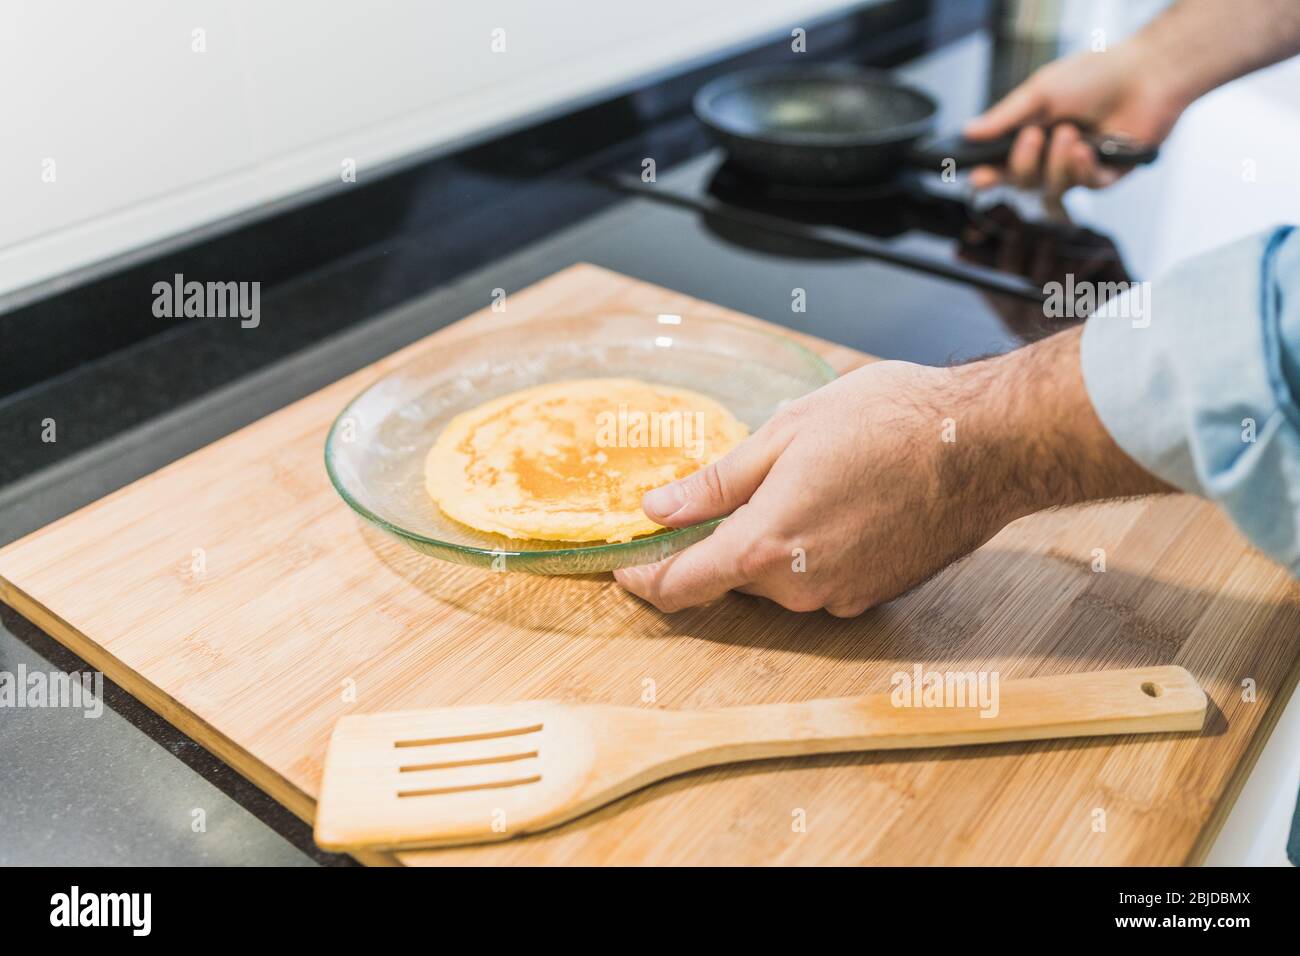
xmin=358 ymin=513 xmax=1288 ymax=746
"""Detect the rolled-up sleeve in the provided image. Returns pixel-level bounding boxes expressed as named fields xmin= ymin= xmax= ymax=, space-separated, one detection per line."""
xmin=1080 ymin=225 xmax=1300 ymax=574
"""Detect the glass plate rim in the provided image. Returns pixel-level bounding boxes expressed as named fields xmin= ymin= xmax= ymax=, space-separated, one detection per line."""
xmin=322 ymin=312 xmax=837 ymax=559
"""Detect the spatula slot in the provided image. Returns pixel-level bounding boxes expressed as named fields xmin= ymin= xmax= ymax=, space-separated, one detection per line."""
xmin=397 ymin=775 xmax=542 ymax=798
xmin=394 ymin=723 xmax=543 ymax=748
xmin=399 ymin=751 xmax=539 ymax=773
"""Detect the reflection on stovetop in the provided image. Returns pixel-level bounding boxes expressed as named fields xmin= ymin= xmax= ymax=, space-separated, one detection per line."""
xmin=707 ymin=164 xmax=950 ymax=242
xmin=956 ymin=200 xmax=1133 ymax=339
xmin=702 ymin=158 xmax=1133 ymax=300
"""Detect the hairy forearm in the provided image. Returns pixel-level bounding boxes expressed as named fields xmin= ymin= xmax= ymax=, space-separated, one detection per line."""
xmin=1130 ymin=0 xmax=1300 ymax=108
xmin=954 ymin=326 xmax=1173 ymax=526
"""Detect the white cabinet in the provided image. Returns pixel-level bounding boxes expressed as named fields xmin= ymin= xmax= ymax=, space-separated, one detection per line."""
xmin=0 ymin=0 xmax=860 ymax=297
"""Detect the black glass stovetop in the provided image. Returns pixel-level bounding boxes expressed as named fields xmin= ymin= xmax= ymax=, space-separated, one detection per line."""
xmin=601 ymin=149 xmax=1136 ymax=355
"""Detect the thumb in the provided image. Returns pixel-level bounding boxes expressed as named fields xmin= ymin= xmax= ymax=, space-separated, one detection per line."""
xmin=963 ymin=83 xmax=1046 ymax=140
xmin=642 ymin=429 xmax=785 ymax=527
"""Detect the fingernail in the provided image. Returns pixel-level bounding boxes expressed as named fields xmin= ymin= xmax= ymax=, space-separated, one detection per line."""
xmin=643 ymin=482 xmax=685 ymax=520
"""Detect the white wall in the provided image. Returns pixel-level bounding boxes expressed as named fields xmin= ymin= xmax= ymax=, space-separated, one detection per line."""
xmin=0 ymin=0 xmax=862 ymax=299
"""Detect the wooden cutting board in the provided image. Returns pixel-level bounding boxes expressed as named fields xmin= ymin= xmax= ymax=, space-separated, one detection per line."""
xmin=2 ymin=264 xmax=1298 ymax=866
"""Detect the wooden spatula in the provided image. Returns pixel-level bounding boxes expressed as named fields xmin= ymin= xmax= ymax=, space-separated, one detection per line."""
xmin=313 ymin=664 xmax=1205 ymax=852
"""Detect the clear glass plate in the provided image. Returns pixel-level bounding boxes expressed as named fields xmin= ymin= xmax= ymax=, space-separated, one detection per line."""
xmin=324 ymin=311 xmax=836 ymax=574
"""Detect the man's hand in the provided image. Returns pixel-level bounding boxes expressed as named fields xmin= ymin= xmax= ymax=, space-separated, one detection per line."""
xmin=614 ymin=327 xmax=1170 ymax=616
xmin=964 ymin=0 xmax=1300 ymax=199
xmin=964 ymin=46 xmax=1185 ymax=198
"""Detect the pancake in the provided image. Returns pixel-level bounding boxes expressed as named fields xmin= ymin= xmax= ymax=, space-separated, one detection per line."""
xmin=425 ymin=378 xmax=748 ymax=543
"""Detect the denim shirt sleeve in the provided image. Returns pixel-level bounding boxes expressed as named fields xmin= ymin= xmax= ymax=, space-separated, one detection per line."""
xmin=1080 ymin=225 xmax=1300 ymax=575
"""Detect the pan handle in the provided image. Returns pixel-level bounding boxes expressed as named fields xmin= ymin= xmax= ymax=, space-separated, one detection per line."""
xmin=910 ymin=125 xmax=1160 ymax=172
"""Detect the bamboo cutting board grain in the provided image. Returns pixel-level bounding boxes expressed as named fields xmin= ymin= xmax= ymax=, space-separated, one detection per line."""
xmin=1 ymin=264 xmax=1298 ymax=866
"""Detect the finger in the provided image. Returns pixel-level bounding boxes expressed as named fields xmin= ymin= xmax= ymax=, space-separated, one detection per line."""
xmin=1071 ymin=141 xmax=1120 ymax=189
xmin=967 ymin=164 xmax=1003 ymax=189
xmin=1093 ymin=165 xmax=1122 ymax=188
xmin=641 ymin=426 xmax=787 ymax=528
xmin=734 ymin=577 xmax=825 ymax=615
xmin=723 ymin=524 xmax=828 ymax=614
xmin=613 ymin=507 xmax=759 ymax=612
xmin=734 ymin=579 xmax=780 ymax=601
xmin=1067 ymin=138 xmax=1100 ymax=188
xmin=1043 ymin=123 xmax=1081 ymax=198
xmin=964 ymin=83 xmax=1047 ymax=140
xmin=825 ymin=601 xmax=870 ymax=619
xmin=1005 ymin=125 xmax=1046 ymax=188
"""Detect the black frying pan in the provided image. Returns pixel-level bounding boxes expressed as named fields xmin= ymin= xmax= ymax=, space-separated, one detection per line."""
xmin=693 ymin=65 xmax=1158 ymax=187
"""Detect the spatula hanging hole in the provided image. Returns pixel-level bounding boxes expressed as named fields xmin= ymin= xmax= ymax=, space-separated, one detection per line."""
xmin=1140 ymin=681 xmax=1161 ymax=698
